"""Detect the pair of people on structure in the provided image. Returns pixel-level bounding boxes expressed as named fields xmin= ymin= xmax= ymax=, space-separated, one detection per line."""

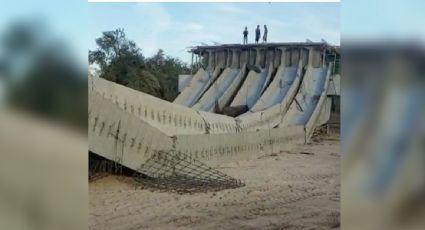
xmin=243 ymin=25 xmax=268 ymax=44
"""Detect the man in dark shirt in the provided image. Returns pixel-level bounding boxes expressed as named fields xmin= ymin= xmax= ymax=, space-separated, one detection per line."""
xmin=263 ymin=25 xmax=268 ymax=43
xmin=243 ymin=27 xmax=248 ymax=44
xmin=255 ymin=25 xmax=261 ymax=44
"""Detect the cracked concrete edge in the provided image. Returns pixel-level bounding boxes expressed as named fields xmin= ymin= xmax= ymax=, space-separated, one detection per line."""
xmin=237 ymin=59 xmax=304 ymax=131
xmin=90 ymin=75 xmax=238 ymax=136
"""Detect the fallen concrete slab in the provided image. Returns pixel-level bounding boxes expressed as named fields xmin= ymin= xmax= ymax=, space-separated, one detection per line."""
xmin=89 ymin=85 xmax=306 ymax=170
xmin=280 ymin=65 xmax=328 ymax=127
xmin=173 ymin=68 xmax=220 ymax=107
xmin=192 ymin=68 xmax=240 ymax=112
xmin=251 ymin=65 xmax=298 ymax=112
xmin=230 ymin=65 xmax=269 ymax=109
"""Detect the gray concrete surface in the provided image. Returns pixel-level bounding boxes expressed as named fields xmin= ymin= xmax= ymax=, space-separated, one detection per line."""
xmin=192 ymin=68 xmax=241 ymax=112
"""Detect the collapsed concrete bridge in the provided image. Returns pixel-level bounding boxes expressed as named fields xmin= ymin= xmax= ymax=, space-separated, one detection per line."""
xmin=89 ymin=42 xmax=339 ymax=190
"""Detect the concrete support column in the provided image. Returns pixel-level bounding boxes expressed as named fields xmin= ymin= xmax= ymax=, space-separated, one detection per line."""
xmin=300 ymin=48 xmax=308 ymax=67
xmin=207 ymin=50 xmax=214 ymax=70
xmin=214 ymin=51 xmax=219 ymax=69
xmin=275 ymin=48 xmax=280 ymax=67
xmin=219 ymin=50 xmax=224 ymax=68
xmin=254 ymin=48 xmax=264 ymax=68
xmin=223 ymin=50 xmax=228 ymax=68
xmin=231 ymin=49 xmax=240 ymax=68
xmin=226 ymin=49 xmax=233 ymax=68
xmin=224 ymin=49 xmax=228 ymax=67
xmin=214 ymin=50 xmax=221 ymax=68
xmin=310 ymin=47 xmax=324 ymax=68
xmin=291 ymin=48 xmax=301 ymax=66
xmin=308 ymin=47 xmax=314 ymax=67
xmin=191 ymin=52 xmax=194 ymax=74
xmin=202 ymin=51 xmax=208 ymax=68
xmin=221 ymin=50 xmax=227 ymax=68
xmin=265 ymin=49 xmax=274 ymax=68
xmin=277 ymin=47 xmax=286 ymax=67
xmin=239 ymin=50 xmax=247 ymax=67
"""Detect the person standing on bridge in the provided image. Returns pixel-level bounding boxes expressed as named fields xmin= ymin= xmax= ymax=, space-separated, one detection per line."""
xmin=255 ymin=25 xmax=261 ymax=44
xmin=243 ymin=26 xmax=248 ymax=44
xmin=263 ymin=25 xmax=268 ymax=43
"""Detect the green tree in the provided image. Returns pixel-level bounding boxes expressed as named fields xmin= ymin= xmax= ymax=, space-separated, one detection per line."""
xmin=89 ymin=28 xmax=190 ymax=100
xmin=146 ymin=49 xmax=190 ymax=100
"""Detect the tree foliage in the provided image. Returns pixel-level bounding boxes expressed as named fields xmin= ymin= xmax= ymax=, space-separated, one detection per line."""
xmin=89 ymin=28 xmax=190 ymax=101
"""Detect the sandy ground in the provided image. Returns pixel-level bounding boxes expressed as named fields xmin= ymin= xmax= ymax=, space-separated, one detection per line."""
xmin=89 ymin=134 xmax=340 ymax=230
